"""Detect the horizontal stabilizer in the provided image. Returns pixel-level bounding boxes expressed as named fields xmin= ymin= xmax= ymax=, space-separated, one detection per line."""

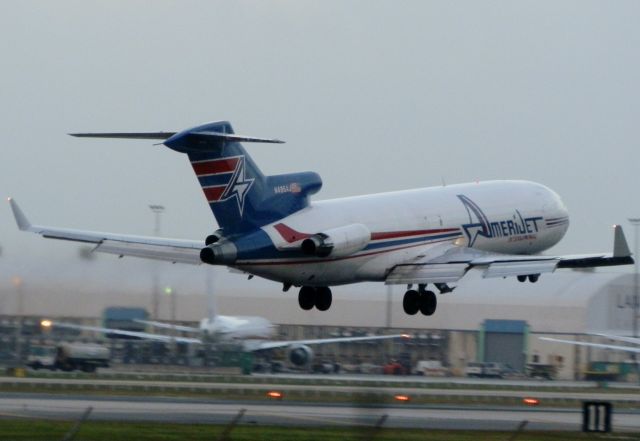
xmin=192 ymin=131 xmax=284 ymax=144
xmin=69 ymin=131 xmax=284 ymax=144
xmin=69 ymin=132 xmax=177 ymax=140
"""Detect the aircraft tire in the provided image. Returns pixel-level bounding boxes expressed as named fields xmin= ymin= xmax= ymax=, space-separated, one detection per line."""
xmin=403 ymin=290 xmax=420 ymax=315
xmin=419 ymin=290 xmax=437 ymax=316
xmin=298 ymin=286 xmax=316 ymax=310
xmin=517 ymin=275 xmax=527 ymax=282
xmin=315 ymin=287 xmax=332 ymax=311
xmin=528 ymin=274 xmax=540 ymax=283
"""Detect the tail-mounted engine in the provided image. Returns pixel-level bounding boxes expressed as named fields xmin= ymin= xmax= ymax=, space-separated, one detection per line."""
xmin=205 ymin=229 xmax=224 ymax=246
xmin=200 ymin=239 xmax=237 ymax=265
xmin=301 ymin=223 xmax=370 ymax=258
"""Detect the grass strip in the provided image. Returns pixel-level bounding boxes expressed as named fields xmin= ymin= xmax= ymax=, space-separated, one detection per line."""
xmin=0 ymin=419 xmax=622 ymax=441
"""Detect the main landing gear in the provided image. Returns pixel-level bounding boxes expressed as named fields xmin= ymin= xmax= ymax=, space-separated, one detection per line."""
xmin=517 ymin=274 xmax=540 ymax=283
xmin=298 ymin=286 xmax=332 ymax=311
xmin=403 ymin=283 xmax=452 ymax=316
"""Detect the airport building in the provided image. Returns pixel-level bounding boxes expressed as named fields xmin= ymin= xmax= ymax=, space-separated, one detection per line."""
xmin=0 ymin=264 xmax=637 ymax=381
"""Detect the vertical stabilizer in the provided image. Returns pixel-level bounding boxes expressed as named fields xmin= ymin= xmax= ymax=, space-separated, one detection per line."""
xmin=163 ymin=121 xmax=322 ymax=234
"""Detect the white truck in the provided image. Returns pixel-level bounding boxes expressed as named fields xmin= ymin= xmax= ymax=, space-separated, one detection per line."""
xmin=465 ymin=361 xmax=504 ymax=378
xmin=27 ymin=343 xmax=110 ymax=373
xmin=413 ymin=360 xmax=449 ymax=376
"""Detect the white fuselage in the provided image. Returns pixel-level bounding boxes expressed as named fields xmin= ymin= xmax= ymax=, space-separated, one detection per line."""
xmin=235 ymin=180 xmax=570 ymax=286
xmin=199 ymin=315 xmax=275 ymax=340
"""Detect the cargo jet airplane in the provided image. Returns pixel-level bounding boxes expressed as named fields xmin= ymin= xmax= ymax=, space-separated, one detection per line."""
xmin=47 ymin=316 xmax=406 ymax=369
xmin=9 ymin=121 xmax=634 ymax=317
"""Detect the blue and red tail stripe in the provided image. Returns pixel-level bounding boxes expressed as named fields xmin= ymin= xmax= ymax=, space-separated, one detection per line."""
xmin=191 ymin=157 xmax=240 ymax=176
xmin=191 ymin=156 xmax=243 ymax=203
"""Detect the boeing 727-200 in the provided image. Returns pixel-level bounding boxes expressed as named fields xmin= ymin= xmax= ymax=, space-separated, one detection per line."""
xmin=9 ymin=120 xmax=634 ymax=317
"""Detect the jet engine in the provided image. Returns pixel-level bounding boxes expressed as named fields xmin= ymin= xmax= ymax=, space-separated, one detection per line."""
xmin=205 ymin=229 xmax=224 ymax=246
xmin=287 ymin=344 xmax=314 ymax=367
xmin=301 ymin=223 xmax=370 ymax=258
xmin=200 ymin=239 xmax=237 ymax=265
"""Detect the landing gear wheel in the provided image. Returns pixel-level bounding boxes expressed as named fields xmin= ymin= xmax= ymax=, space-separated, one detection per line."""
xmin=298 ymin=286 xmax=316 ymax=310
xmin=315 ymin=287 xmax=332 ymax=311
xmin=419 ymin=290 xmax=437 ymax=316
xmin=528 ymin=274 xmax=539 ymax=283
xmin=403 ymin=290 xmax=420 ymax=315
xmin=517 ymin=275 xmax=527 ymax=283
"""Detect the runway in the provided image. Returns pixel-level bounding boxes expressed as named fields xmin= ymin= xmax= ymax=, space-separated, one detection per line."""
xmin=3 ymin=376 xmax=640 ymax=403
xmin=1 ymin=393 xmax=639 ymax=431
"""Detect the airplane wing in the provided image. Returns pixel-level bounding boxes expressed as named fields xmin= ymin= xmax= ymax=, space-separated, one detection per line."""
xmin=133 ymin=319 xmax=202 ymax=333
xmin=385 ymin=225 xmax=633 ymax=285
xmin=249 ymin=333 xmax=410 ymax=351
xmin=51 ymin=321 xmax=202 ymax=344
xmin=52 ymin=319 xmax=407 ymax=349
xmin=8 ymin=198 xmax=203 ymax=264
xmin=593 ymin=333 xmax=640 ymax=345
xmin=539 ymin=337 xmax=640 ymax=354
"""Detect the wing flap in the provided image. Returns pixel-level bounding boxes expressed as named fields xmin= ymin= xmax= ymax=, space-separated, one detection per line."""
xmin=385 ymin=263 xmax=468 ymax=285
xmin=482 ymin=260 xmax=559 ymax=278
xmin=96 ymin=240 xmax=201 ymax=264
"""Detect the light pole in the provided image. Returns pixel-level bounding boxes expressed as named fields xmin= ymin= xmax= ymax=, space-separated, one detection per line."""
xmin=149 ymin=205 xmax=165 ymax=319
xmin=164 ymin=286 xmax=178 ymax=362
xmin=12 ymin=276 xmax=23 ymax=366
xmin=165 ymin=286 xmax=176 ymax=324
xmin=629 ymin=218 xmax=640 ymax=381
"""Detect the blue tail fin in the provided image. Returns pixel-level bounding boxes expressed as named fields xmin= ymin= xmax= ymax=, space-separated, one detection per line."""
xmin=164 ymin=121 xmax=322 ymax=235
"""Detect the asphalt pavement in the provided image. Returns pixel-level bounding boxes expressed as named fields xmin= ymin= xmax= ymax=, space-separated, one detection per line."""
xmin=1 ymin=393 xmax=639 ymax=431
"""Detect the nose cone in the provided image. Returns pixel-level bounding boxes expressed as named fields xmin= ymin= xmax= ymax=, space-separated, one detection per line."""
xmin=547 ymin=187 xmax=570 ymax=220
xmin=542 ymin=185 xmax=571 ymax=241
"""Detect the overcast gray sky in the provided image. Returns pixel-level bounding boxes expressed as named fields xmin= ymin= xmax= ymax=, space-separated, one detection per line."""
xmin=1 ymin=1 xmax=639 ymax=316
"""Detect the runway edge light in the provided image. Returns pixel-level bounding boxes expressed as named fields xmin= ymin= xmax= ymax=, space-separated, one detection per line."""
xmin=267 ymin=391 xmax=284 ymax=400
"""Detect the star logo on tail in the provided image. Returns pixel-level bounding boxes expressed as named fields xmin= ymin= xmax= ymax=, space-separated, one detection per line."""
xmin=221 ymin=156 xmax=254 ymax=216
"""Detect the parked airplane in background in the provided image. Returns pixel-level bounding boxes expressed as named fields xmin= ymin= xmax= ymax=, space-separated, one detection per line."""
xmin=46 ymin=315 xmax=407 ymax=369
xmin=540 ymin=334 xmax=640 ymax=354
xmin=10 ymin=120 xmax=634 ymax=317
